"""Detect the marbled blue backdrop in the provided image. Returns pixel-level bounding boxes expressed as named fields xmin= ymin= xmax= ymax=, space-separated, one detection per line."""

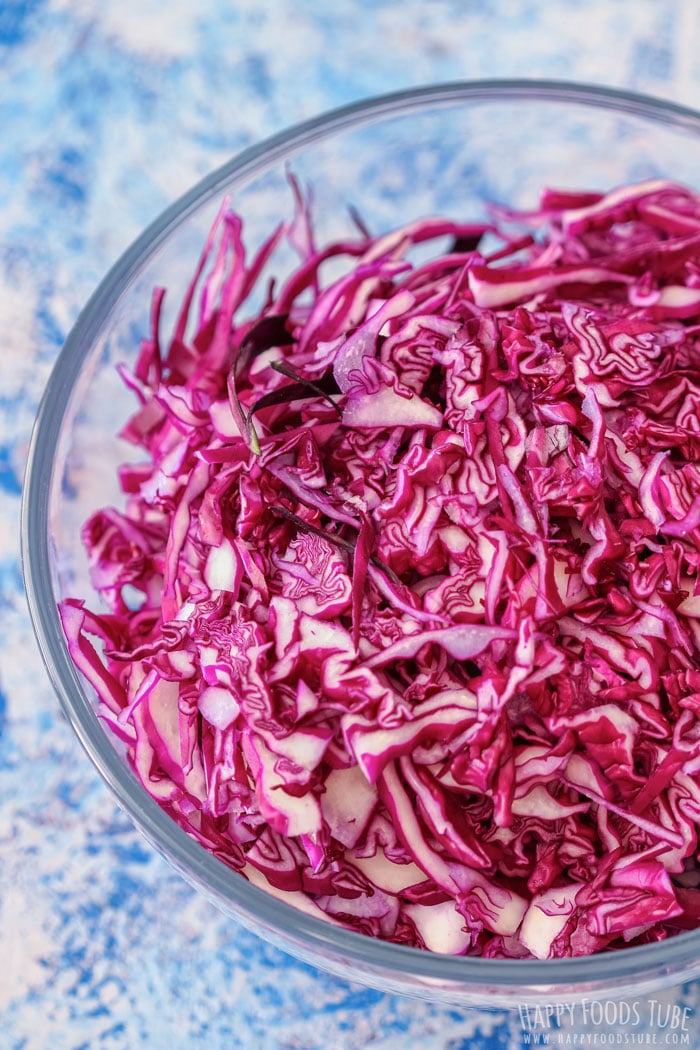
xmin=3 ymin=2 xmax=700 ymax=1048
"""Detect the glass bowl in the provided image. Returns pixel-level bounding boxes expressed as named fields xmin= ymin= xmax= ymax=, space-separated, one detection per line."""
xmin=21 ymin=80 xmax=700 ymax=1008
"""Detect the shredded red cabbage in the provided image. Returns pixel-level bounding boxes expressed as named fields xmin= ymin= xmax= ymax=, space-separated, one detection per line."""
xmin=63 ymin=178 xmax=700 ymax=959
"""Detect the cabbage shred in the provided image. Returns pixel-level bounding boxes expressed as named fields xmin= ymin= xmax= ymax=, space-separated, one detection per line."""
xmin=63 ymin=179 xmax=700 ymax=959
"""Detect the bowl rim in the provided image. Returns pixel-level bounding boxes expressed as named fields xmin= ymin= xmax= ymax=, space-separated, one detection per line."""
xmin=20 ymin=77 xmax=700 ymax=993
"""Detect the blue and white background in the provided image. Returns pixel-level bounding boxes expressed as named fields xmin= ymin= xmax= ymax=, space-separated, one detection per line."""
xmin=3 ymin=2 xmax=700 ymax=1047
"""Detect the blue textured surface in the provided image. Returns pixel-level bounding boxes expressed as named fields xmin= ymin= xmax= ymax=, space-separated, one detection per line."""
xmin=4 ymin=2 xmax=700 ymax=1048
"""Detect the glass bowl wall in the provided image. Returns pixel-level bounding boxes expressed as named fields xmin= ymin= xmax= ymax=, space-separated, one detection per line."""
xmin=21 ymin=81 xmax=700 ymax=1007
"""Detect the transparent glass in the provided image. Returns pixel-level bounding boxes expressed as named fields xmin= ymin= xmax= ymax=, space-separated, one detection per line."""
xmin=21 ymin=81 xmax=700 ymax=1007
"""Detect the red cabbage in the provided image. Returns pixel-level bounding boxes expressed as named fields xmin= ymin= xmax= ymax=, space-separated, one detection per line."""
xmin=62 ymin=177 xmax=700 ymax=959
